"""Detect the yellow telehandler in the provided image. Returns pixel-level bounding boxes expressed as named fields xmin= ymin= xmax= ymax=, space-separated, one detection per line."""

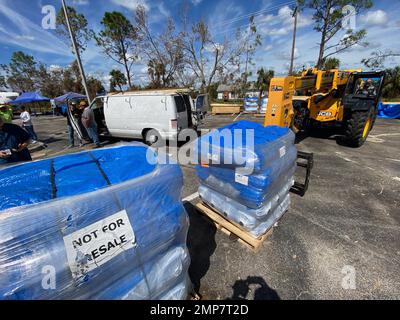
xmin=264 ymin=68 xmax=385 ymax=147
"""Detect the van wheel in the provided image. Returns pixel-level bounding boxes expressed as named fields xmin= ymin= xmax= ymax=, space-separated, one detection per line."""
xmin=144 ymin=129 xmax=162 ymax=146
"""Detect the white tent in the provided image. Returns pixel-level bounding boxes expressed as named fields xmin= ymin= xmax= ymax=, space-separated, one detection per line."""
xmin=0 ymin=92 xmax=19 ymax=104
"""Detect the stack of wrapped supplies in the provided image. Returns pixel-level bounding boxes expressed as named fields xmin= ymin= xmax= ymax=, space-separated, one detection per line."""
xmin=195 ymin=121 xmax=296 ymax=238
xmin=260 ymin=97 xmax=268 ymax=114
xmin=244 ymin=97 xmax=259 ymax=113
xmin=0 ymin=143 xmax=190 ymax=300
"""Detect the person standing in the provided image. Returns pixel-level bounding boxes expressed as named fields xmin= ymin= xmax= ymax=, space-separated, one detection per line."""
xmin=0 ymin=117 xmax=32 ymax=165
xmin=65 ymin=101 xmax=87 ymax=148
xmin=20 ymin=106 xmax=38 ymax=143
xmin=80 ymin=101 xmax=101 ymax=148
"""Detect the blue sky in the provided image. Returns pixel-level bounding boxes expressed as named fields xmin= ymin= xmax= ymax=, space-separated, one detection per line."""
xmin=1 ymin=0 xmax=399 ymax=88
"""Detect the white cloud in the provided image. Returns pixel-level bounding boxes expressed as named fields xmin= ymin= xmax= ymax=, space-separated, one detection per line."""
xmin=72 ymin=0 xmax=89 ymax=5
xmin=208 ymin=2 xmax=244 ymax=35
xmin=278 ymin=47 xmax=300 ymax=60
xmin=158 ymin=2 xmax=171 ymax=18
xmin=16 ymin=35 xmax=35 ymax=41
xmin=264 ymin=27 xmax=289 ymax=36
xmin=258 ymin=14 xmax=274 ymax=24
xmin=360 ymin=10 xmax=388 ymax=26
xmin=140 ymin=66 xmax=148 ymax=74
xmin=110 ymin=0 xmax=149 ymax=11
xmin=0 ymin=0 xmax=71 ymax=56
xmin=205 ymin=43 xmax=225 ymax=53
xmin=49 ymin=64 xmax=62 ymax=72
xmin=191 ymin=0 xmax=203 ymax=5
xmin=258 ymin=5 xmax=312 ymax=37
xmin=264 ymin=44 xmax=273 ymax=52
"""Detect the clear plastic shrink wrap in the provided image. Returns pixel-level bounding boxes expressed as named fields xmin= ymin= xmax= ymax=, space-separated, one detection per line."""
xmin=0 ymin=143 xmax=190 ymax=300
xmin=196 ymin=146 xmax=297 ymax=208
xmin=195 ymin=121 xmax=296 ymax=237
xmin=194 ymin=121 xmax=295 ymax=172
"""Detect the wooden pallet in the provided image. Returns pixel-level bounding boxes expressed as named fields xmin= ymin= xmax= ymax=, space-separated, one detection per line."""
xmin=210 ymin=104 xmax=242 ymax=115
xmin=195 ymin=202 xmax=273 ymax=252
xmin=253 ymin=113 xmax=266 ymax=118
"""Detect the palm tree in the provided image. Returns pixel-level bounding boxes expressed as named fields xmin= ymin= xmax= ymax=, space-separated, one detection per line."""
xmin=255 ymin=68 xmax=274 ymax=99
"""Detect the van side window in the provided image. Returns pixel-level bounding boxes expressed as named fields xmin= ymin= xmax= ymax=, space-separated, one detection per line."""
xmin=174 ymin=96 xmax=186 ymax=112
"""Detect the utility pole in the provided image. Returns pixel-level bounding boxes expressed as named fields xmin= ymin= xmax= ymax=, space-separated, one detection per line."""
xmin=289 ymin=5 xmax=298 ymax=76
xmin=61 ymin=0 xmax=91 ymax=103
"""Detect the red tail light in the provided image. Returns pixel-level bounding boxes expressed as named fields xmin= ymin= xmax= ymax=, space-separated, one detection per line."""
xmin=171 ymin=119 xmax=178 ymax=129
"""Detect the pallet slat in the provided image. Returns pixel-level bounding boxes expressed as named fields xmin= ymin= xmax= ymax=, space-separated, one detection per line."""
xmin=195 ymin=202 xmax=272 ymax=251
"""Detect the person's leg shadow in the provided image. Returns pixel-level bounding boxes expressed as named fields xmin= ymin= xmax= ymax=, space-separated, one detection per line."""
xmin=227 ymin=276 xmax=280 ymax=300
xmin=184 ymin=202 xmax=217 ymax=296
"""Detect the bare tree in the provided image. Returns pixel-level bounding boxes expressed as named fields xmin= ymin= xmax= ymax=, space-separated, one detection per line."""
xmin=135 ymin=6 xmax=184 ymax=88
xmin=362 ymin=50 xmax=400 ymax=69
xmin=179 ymin=18 xmax=256 ymax=93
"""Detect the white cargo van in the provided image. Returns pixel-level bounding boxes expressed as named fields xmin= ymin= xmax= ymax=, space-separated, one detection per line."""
xmin=85 ymin=90 xmax=203 ymax=144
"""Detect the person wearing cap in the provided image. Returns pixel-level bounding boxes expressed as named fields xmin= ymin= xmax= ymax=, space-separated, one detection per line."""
xmin=0 ymin=105 xmax=13 ymax=124
xmin=0 ymin=116 xmax=32 ymax=165
xmin=80 ymin=100 xmax=101 ymax=148
xmin=364 ymin=78 xmax=377 ymax=96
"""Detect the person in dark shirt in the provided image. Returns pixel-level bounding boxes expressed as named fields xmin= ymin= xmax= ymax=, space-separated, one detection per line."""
xmin=0 ymin=117 xmax=32 ymax=165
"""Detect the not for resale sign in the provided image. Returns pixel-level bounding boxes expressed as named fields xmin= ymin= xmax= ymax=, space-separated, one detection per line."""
xmin=63 ymin=210 xmax=136 ymax=279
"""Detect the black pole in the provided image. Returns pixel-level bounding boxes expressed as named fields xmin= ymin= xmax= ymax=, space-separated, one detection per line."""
xmin=61 ymin=0 xmax=91 ymax=104
xmin=289 ymin=6 xmax=298 ymax=76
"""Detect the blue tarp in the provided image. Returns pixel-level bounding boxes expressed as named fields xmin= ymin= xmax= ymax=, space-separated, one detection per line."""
xmin=196 ymin=146 xmax=297 ymax=208
xmin=195 ymin=121 xmax=295 ymax=172
xmin=0 ymin=144 xmax=190 ymax=300
xmin=378 ymin=102 xmax=400 ymax=119
xmin=10 ymin=92 xmax=50 ymax=105
xmin=0 ymin=145 xmax=157 ymax=211
xmin=54 ymin=92 xmax=86 ymax=104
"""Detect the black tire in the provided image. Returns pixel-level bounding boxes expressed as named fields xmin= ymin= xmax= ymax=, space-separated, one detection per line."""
xmin=143 ymin=129 xmax=162 ymax=147
xmin=370 ymin=106 xmax=378 ymax=130
xmin=344 ymin=108 xmax=374 ymax=148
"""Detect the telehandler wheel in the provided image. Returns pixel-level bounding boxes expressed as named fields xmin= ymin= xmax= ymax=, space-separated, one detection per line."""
xmin=344 ymin=108 xmax=375 ymax=148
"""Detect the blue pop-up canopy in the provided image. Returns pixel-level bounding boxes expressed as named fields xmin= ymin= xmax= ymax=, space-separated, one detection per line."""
xmin=54 ymin=92 xmax=86 ymax=103
xmin=10 ymin=92 xmax=50 ymax=105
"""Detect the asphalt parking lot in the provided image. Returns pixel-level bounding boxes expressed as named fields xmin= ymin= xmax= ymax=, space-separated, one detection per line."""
xmin=26 ymin=115 xmax=400 ymax=300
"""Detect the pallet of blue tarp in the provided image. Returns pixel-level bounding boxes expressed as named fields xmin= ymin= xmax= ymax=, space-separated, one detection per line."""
xmin=244 ymin=97 xmax=259 ymax=112
xmin=194 ymin=121 xmax=297 ymax=237
xmin=0 ymin=143 xmax=190 ymax=300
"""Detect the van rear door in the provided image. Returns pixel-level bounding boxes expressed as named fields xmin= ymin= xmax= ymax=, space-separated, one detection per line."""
xmin=174 ymin=95 xmax=189 ymax=130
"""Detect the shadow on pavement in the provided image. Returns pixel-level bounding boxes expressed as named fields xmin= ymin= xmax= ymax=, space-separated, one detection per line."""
xmin=295 ymin=126 xmax=349 ymax=147
xmin=227 ymin=276 xmax=280 ymax=300
xmin=184 ymin=202 xmax=217 ymax=295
